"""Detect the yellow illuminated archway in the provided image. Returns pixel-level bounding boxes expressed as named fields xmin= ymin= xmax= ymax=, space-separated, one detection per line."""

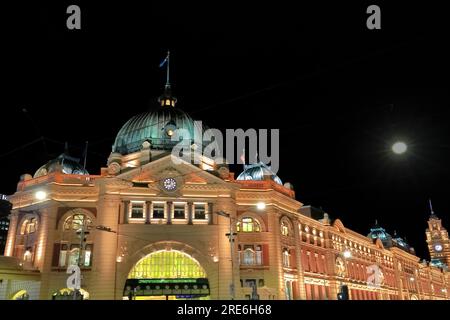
xmin=10 ymin=290 xmax=29 ymax=300
xmin=128 ymin=250 xmax=207 ymax=279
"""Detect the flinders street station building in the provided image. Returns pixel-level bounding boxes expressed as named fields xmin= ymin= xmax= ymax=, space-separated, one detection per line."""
xmin=0 ymin=80 xmax=449 ymax=301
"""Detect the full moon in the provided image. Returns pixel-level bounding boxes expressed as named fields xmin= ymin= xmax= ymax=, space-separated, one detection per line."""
xmin=392 ymin=142 xmax=407 ymax=154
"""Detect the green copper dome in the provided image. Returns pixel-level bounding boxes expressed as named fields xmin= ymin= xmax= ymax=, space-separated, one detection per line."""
xmin=112 ymin=106 xmax=202 ymax=155
xmin=34 ymin=152 xmax=89 ymax=178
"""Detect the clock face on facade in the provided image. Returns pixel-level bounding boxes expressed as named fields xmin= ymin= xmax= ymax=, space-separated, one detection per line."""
xmin=163 ymin=178 xmax=177 ymax=191
xmin=434 ymin=244 xmax=443 ymax=252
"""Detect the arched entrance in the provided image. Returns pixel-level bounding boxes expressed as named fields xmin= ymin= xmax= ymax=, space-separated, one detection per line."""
xmin=124 ymin=249 xmax=210 ymax=300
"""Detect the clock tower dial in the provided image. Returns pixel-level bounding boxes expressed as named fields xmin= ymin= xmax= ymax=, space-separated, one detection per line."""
xmin=162 ymin=177 xmax=177 ymax=191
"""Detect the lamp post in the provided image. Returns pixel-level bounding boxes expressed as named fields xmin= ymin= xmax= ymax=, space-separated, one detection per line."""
xmin=215 ymin=210 xmax=237 ymax=300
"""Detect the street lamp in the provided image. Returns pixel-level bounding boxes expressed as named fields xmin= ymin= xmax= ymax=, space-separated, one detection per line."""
xmin=215 ymin=210 xmax=237 ymax=300
xmin=256 ymin=202 xmax=266 ymax=210
xmin=35 ymin=191 xmax=47 ymax=201
xmin=343 ymin=250 xmax=352 ymax=259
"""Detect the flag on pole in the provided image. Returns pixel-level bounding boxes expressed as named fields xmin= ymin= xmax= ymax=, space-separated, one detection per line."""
xmin=159 ymin=52 xmax=169 ymax=68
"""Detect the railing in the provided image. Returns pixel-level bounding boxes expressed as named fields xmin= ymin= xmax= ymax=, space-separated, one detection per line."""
xmin=17 ymin=172 xmax=101 ymax=191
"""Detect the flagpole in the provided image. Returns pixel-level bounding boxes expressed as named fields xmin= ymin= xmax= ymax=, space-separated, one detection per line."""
xmin=166 ymin=51 xmax=170 ymax=86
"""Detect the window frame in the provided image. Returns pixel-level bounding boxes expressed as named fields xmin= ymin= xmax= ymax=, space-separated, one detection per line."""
xmin=129 ymin=201 xmax=146 ymax=222
xmin=151 ymin=202 xmax=167 ymax=221
xmin=193 ymin=203 xmax=208 ymax=221
xmin=237 ymin=217 xmax=261 ymax=233
xmin=172 ymin=202 xmax=188 ymax=221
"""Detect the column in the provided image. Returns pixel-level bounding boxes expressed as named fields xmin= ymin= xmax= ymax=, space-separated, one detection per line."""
xmin=38 ymin=203 xmax=63 ymax=299
xmin=90 ymin=195 xmax=120 ymax=300
xmin=167 ymin=201 xmax=172 ymax=225
xmin=294 ymin=220 xmax=307 ymax=300
xmin=4 ymin=211 xmax=18 ymax=256
xmin=187 ymin=202 xmax=193 ymax=225
xmin=123 ymin=201 xmax=129 ymax=224
xmin=208 ymin=203 xmax=214 ymax=225
xmin=145 ymin=201 xmax=151 ymax=224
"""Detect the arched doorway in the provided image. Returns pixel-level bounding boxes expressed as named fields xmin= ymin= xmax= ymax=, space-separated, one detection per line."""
xmin=124 ymin=250 xmax=210 ymax=300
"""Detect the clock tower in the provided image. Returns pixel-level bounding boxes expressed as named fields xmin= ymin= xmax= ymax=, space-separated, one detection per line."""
xmin=426 ymin=200 xmax=450 ymax=267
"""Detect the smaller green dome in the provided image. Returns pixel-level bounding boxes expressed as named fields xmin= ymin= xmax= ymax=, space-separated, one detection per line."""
xmin=237 ymin=162 xmax=283 ymax=185
xmin=34 ymin=153 xmax=89 ymax=178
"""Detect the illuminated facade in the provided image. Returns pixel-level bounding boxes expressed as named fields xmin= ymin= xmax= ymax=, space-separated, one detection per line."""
xmin=1 ymin=80 xmax=449 ymax=300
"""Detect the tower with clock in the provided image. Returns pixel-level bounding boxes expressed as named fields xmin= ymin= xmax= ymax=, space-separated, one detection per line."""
xmin=425 ymin=200 xmax=450 ymax=268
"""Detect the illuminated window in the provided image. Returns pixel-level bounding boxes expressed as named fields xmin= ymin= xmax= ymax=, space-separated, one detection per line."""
xmin=68 ymin=246 xmax=80 ymax=266
xmin=281 ymin=221 xmax=290 ymax=236
xmin=282 ymin=249 xmax=290 ymax=267
xmin=237 ymin=217 xmax=261 ymax=232
xmin=84 ymin=244 xmax=92 ymax=267
xmin=285 ymin=280 xmax=293 ymax=300
xmin=128 ymin=250 xmax=207 ymax=279
xmin=240 ymin=245 xmax=263 ymax=265
xmin=20 ymin=218 xmax=38 ymax=235
xmin=64 ymin=214 xmax=92 ymax=231
xmin=194 ymin=203 xmax=207 ymax=220
xmin=173 ymin=203 xmax=186 ymax=220
xmin=165 ymin=99 xmax=171 ymax=106
xmin=59 ymin=244 xmax=68 ymax=267
xmin=23 ymin=248 xmax=33 ymax=262
xmin=130 ymin=202 xmax=145 ymax=219
xmin=152 ymin=203 xmax=165 ymax=219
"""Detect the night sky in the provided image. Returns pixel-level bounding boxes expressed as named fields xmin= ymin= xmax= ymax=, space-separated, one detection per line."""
xmin=2 ymin=2 xmax=450 ymax=259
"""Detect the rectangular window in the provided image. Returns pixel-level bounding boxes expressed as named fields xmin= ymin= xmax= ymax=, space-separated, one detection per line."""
xmin=130 ymin=202 xmax=145 ymax=219
xmin=84 ymin=244 xmax=92 ymax=267
xmin=194 ymin=203 xmax=207 ymax=220
xmin=173 ymin=203 xmax=186 ymax=220
xmin=59 ymin=244 xmax=68 ymax=267
xmin=152 ymin=203 xmax=165 ymax=219
xmin=255 ymin=245 xmax=262 ymax=265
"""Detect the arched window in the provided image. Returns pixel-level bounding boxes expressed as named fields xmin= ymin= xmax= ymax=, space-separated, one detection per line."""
xmin=20 ymin=218 xmax=38 ymax=235
xmin=237 ymin=217 xmax=261 ymax=232
xmin=64 ymin=213 xmax=92 ymax=231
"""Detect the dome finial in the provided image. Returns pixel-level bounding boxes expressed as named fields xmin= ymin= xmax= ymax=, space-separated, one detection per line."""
xmin=158 ymin=51 xmax=177 ymax=107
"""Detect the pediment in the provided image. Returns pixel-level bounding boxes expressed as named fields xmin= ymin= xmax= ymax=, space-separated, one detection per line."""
xmin=117 ymin=154 xmax=233 ymax=188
